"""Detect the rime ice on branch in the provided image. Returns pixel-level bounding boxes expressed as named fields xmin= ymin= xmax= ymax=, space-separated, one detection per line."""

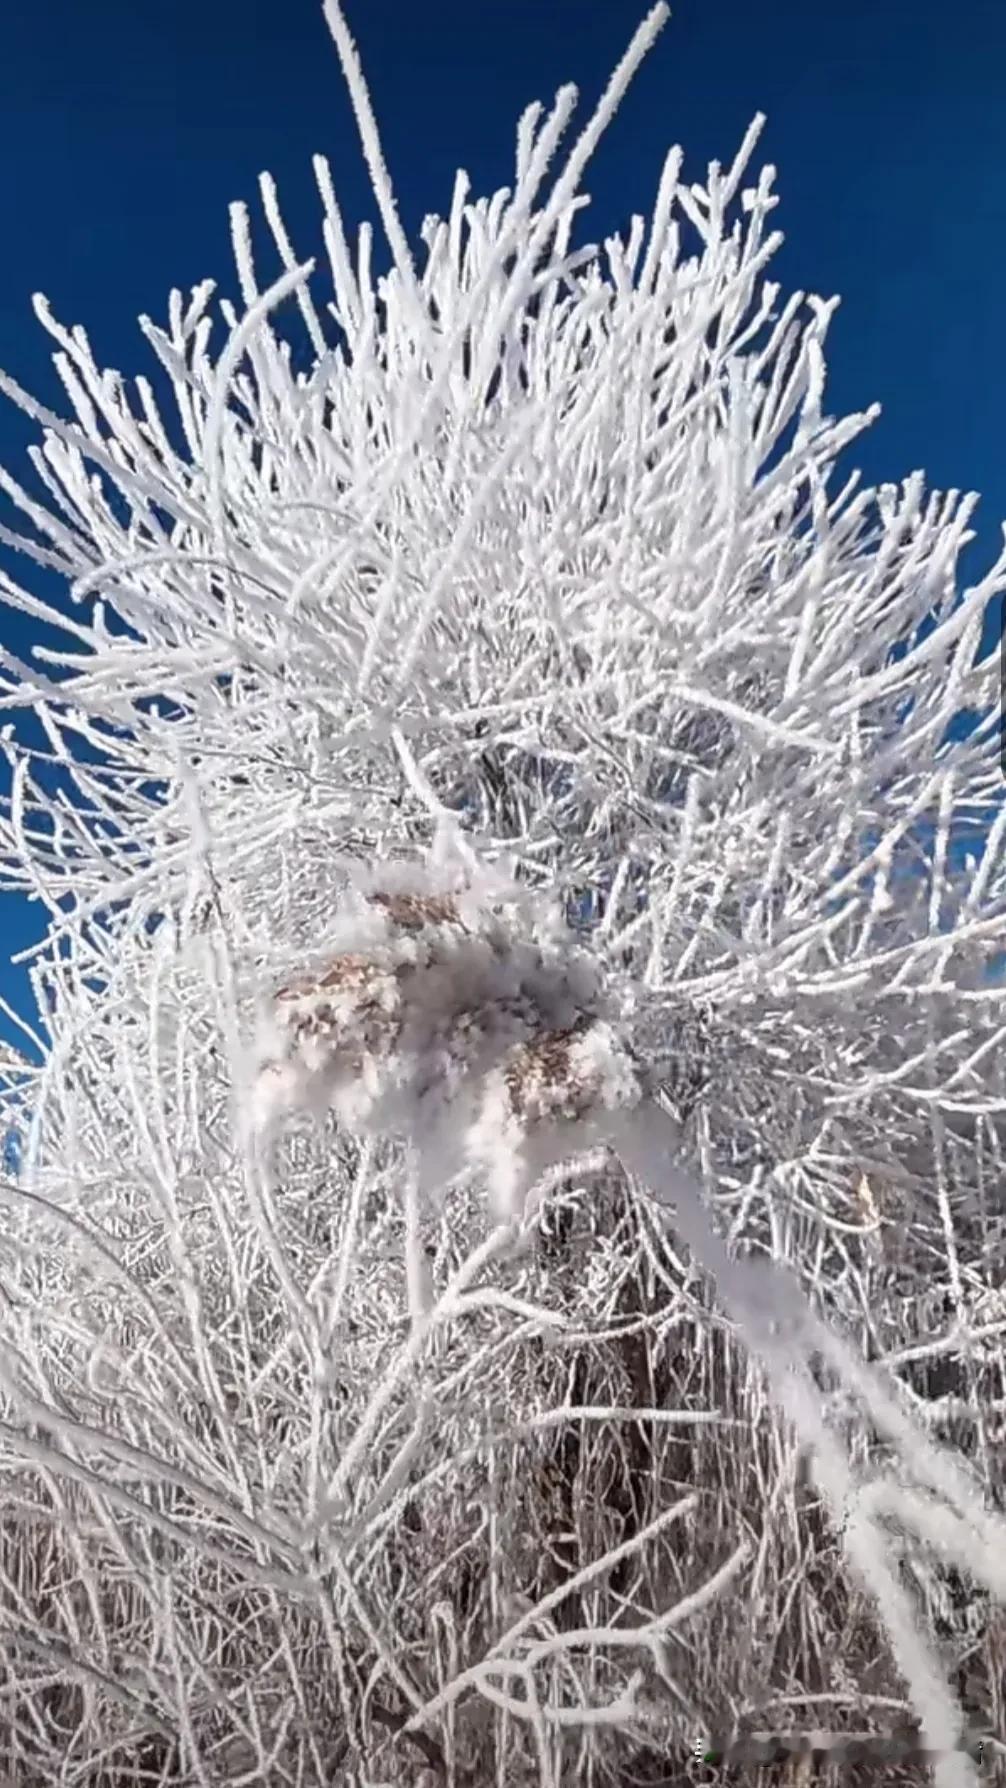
xmin=0 ymin=0 xmax=1002 ymax=1782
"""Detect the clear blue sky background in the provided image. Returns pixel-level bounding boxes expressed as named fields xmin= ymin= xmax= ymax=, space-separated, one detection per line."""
xmin=0 ymin=0 xmax=1003 ymax=1049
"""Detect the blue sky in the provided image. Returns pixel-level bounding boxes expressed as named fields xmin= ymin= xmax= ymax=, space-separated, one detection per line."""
xmin=0 ymin=0 xmax=1003 ymax=1046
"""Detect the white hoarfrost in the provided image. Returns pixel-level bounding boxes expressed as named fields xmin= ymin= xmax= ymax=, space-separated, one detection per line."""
xmin=0 ymin=1 xmax=1003 ymax=1783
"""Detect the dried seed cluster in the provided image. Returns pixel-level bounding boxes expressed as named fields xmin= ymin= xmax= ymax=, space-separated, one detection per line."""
xmin=252 ymin=865 xmax=641 ymax=1218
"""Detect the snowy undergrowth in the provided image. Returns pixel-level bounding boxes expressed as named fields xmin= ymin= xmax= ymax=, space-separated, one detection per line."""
xmin=0 ymin=2 xmax=1004 ymax=1782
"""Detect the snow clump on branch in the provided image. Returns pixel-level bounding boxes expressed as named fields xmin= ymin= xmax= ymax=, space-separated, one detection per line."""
xmin=252 ymin=855 xmax=640 ymax=1221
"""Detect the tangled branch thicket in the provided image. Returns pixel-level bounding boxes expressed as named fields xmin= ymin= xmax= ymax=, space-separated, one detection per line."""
xmin=0 ymin=3 xmax=1004 ymax=1783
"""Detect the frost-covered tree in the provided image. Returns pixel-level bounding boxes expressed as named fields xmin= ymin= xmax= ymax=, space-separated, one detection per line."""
xmin=0 ymin=3 xmax=1004 ymax=1783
